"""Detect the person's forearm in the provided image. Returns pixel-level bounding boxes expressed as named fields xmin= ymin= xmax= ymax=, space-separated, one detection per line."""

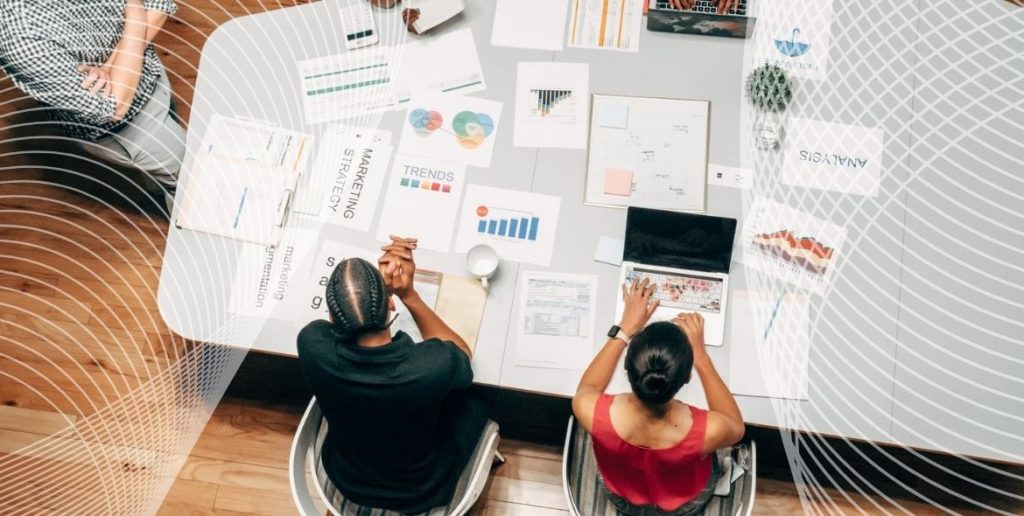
xmin=577 ymin=338 xmax=627 ymax=393
xmin=107 ymin=7 xmax=168 ymax=63
xmin=107 ymin=0 xmax=149 ymax=120
xmin=402 ymin=293 xmax=472 ymax=358
xmin=144 ymin=10 xmax=169 ymax=43
xmin=694 ymin=354 xmax=742 ymax=422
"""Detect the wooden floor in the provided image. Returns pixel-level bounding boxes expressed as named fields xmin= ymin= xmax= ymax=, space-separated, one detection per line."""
xmin=0 ymin=2 xmax=1010 ymax=515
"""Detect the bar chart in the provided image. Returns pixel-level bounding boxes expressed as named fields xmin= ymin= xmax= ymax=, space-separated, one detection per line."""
xmin=475 ymin=207 xmax=541 ymax=241
xmin=530 ymin=89 xmax=574 ymax=117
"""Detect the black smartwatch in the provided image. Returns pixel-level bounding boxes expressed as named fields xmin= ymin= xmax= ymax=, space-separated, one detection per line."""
xmin=607 ymin=325 xmax=631 ymax=344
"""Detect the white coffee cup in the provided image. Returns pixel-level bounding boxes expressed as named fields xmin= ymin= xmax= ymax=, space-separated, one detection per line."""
xmin=466 ymin=244 xmax=499 ymax=289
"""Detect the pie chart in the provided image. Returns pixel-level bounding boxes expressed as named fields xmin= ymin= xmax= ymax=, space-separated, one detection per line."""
xmin=408 ymin=108 xmax=443 ymax=136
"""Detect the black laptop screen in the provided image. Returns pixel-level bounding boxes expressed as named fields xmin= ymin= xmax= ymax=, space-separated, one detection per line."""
xmin=623 ymin=207 xmax=737 ymax=274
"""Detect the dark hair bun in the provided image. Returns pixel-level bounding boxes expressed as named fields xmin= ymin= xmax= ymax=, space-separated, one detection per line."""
xmin=624 ymin=321 xmax=695 ymax=413
xmin=637 ymin=370 xmax=671 ymax=403
xmin=325 ymin=258 xmax=390 ymax=340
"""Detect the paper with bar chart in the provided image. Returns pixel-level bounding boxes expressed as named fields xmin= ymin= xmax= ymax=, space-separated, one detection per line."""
xmin=740 ymin=197 xmax=848 ymax=295
xmin=399 ymin=93 xmax=503 ymax=168
xmin=376 ymin=155 xmax=466 ymax=252
xmin=298 ymin=29 xmax=486 ymax=124
xmin=455 ymin=185 xmax=562 ymax=267
xmin=513 ymin=62 xmax=590 ymax=149
xmin=299 ymin=47 xmax=397 ymax=124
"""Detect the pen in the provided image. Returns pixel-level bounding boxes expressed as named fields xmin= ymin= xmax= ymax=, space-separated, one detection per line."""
xmin=762 ymin=293 xmax=785 ymax=343
xmin=233 ymin=187 xmax=248 ymax=229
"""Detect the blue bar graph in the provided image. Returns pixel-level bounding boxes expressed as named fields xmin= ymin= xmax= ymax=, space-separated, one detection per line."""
xmin=475 ymin=214 xmax=541 ymax=241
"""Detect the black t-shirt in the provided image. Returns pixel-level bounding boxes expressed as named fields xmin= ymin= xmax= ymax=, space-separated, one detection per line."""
xmin=296 ymin=321 xmax=474 ymax=513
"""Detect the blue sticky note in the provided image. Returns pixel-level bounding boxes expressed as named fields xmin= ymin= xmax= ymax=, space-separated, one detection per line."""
xmin=598 ymin=103 xmax=628 ymax=129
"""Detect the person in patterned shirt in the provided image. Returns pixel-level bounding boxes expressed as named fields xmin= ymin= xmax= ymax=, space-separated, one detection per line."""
xmin=0 ymin=0 xmax=183 ymax=211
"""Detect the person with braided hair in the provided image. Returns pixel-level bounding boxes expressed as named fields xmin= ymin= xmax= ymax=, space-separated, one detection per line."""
xmin=296 ymin=236 xmax=486 ymax=513
xmin=571 ymin=278 xmax=745 ymax=515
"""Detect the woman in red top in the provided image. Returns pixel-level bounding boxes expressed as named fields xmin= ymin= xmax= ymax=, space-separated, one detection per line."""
xmin=572 ymin=279 xmax=746 ymax=514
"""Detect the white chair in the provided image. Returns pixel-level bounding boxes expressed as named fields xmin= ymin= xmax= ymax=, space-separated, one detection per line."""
xmin=289 ymin=398 xmax=501 ymax=516
xmin=561 ymin=416 xmax=757 ymax=516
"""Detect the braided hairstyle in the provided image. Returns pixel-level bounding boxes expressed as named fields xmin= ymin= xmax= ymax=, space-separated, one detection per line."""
xmin=625 ymin=321 xmax=693 ymax=416
xmin=325 ymin=258 xmax=391 ymax=341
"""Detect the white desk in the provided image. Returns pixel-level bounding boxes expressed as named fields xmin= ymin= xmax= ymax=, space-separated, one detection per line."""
xmin=158 ymin=0 xmax=1024 ymax=465
xmin=158 ymin=0 xmax=838 ymax=437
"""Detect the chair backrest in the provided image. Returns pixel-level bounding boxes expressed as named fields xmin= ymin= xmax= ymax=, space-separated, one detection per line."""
xmin=561 ymin=416 xmax=757 ymax=516
xmin=288 ymin=398 xmax=325 ymax=516
xmin=289 ymin=397 xmax=500 ymax=516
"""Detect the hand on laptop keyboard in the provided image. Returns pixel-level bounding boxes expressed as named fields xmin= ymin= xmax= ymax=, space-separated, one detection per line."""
xmin=715 ymin=0 xmax=741 ymax=14
xmin=666 ymin=0 xmax=696 ymax=9
xmin=664 ymin=0 xmax=741 ymax=14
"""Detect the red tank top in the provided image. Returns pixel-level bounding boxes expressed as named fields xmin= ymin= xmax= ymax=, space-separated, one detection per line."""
xmin=591 ymin=394 xmax=712 ymax=512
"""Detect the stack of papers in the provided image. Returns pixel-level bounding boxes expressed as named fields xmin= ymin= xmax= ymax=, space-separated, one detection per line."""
xmin=176 ymin=116 xmax=311 ymax=246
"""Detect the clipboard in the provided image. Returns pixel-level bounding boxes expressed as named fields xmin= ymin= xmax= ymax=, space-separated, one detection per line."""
xmin=174 ymin=153 xmax=299 ymax=247
xmin=174 ymin=116 xmax=311 ymax=247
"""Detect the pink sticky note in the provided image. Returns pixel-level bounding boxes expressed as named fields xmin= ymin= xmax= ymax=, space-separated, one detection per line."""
xmin=604 ymin=169 xmax=633 ymax=196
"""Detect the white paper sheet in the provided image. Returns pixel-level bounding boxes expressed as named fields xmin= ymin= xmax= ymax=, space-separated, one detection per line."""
xmin=781 ymin=119 xmax=884 ymax=197
xmin=567 ymin=0 xmax=644 ymax=52
xmin=584 ymin=95 xmax=709 ymax=212
xmin=398 ymin=92 xmax=503 ymax=168
xmin=707 ymin=163 xmax=753 ymax=190
xmin=294 ymin=125 xmax=392 ymax=218
xmin=594 ymin=236 xmax=624 ymax=266
xmin=294 ymin=240 xmax=380 ymax=323
xmin=740 ymin=197 xmax=848 ymax=295
xmin=454 ymin=185 xmax=562 ymax=267
xmin=750 ymin=0 xmax=834 ymax=80
xmin=375 ymin=155 xmax=466 ymax=252
xmin=228 ymin=229 xmax=317 ymax=319
xmin=492 ymin=0 xmax=569 ymax=51
xmin=513 ymin=62 xmax=590 ymax=149
xmin=200 ymin=115 xmax=311 ymax=171
xmin=727 ymin=291 xmax=810 ymax=400
xmin=514 ymin=271 xmax=598 ymax=370
xmin=298 ymin=28 xmax=486 ymax=124
xmin=294 ymin=132 xmax=394 ymax=231
xmin=392 ymin=28 xmax=487 ymax=106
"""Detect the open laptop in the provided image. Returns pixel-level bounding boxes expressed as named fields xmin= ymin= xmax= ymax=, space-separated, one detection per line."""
xmin=647 ymin=0 xmax=756 ymax=39
xmin=615 ymin=207 xmax=737 ymax=346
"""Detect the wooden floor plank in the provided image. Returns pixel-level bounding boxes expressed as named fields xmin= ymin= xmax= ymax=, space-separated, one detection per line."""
xmin=0 ymin=405 xmax=77 ymax=435
xmin=158 ymin=477 xmax=219 ymax=508
xmin=177 ymin=456 xmax=291 ymax=493
xmin=493 ymin=452 xmax=563 ymax=486
xmin=483 ymin=476 xmax=569 ymax=511
xmin=214 ymin=484 xmax=298 ymax=515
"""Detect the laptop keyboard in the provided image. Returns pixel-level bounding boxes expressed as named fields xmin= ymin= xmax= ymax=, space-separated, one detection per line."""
xmin=654 ymin=0 xmax=747 ymax=16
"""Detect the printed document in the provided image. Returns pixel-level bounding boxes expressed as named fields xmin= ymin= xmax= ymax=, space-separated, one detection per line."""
xmin=515 ymin=271 xmax=599 ymax=370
